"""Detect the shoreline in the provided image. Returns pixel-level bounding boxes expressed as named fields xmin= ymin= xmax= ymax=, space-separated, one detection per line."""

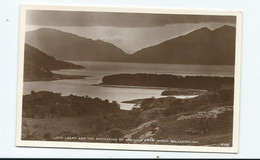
xmin=94 ymin=83 xmax=207 ymax=92
xmin=121 ymin=95 xmax=200 ymax=105
xmin=94 ymin=83 xmax=208 ymax=92
xmin=93 ymin=83 xmax=167 ymax=90
xmin=24 ymin=74 xmax=89 ymax=82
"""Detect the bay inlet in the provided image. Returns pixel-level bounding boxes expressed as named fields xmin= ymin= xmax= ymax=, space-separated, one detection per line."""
xmin=23 ymin=61 xmax=234 ymax=110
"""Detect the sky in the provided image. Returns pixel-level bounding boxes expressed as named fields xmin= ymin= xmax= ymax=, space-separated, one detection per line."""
xmin=25 ymin=10 xmax=236 ymax=54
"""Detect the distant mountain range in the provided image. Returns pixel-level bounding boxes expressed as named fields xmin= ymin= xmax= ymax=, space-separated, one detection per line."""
xmin=24 ymin=44 xmax=85 ymax=82
xmin=25 ymin=28 xmax=128 ymax=61
xmin=25 ymin=25 xmax=236 ymax=65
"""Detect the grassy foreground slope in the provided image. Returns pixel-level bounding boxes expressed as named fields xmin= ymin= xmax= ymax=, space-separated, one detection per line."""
xmin=22 ymin=88 xmax=234 ymax=147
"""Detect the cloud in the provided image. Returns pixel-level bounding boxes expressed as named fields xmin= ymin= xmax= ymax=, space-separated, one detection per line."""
xmin=26 ymin=10 xmax=236 ymax=27
xmin=99 ymin=35 xmax=126 ymax=42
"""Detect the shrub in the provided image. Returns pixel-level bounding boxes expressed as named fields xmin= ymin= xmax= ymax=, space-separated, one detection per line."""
xmin=108 ymin=128 xmax=124 ymax=138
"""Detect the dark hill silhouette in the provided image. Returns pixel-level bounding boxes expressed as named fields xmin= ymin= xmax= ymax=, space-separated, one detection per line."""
xmin=25 ymin=28 xmax=128 ymax=61
xmin=123 ymin=25 xmax=236 ymax=65
xmin=25 ymin=26 xmax=235 ymax=65
xmin=24 ymin=44 xmax=85 ymax=81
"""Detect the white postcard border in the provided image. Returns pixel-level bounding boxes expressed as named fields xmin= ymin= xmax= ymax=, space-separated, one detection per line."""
xmin=16 ymin=4 xmax=242 ymax=153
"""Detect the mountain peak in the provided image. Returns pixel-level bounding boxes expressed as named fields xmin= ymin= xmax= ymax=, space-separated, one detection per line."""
xmin=214 ymin=25 xmax=235 ymax=31
xmin=199 ymin=27 xmax=212 ymax=31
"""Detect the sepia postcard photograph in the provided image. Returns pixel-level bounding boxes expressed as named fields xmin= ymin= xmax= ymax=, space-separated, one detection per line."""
xmin=16 ymin=5 xmax=242 ymax=153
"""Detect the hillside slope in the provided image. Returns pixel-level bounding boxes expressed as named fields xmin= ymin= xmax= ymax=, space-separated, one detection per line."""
xmin=24 ymin=44 xmax=85 ymax=81
xmin=124 ymin=25 xmax=236 ymax=65
xmin=25 ymin=28 xmax=128 ymax=61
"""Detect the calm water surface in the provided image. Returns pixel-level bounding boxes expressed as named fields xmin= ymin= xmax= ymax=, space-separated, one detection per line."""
xmin=23 ymin=61 xmax=234 ymax=110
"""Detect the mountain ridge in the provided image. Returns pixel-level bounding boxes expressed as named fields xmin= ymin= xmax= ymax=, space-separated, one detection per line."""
xmin=25 ymin=28 xmax=128 ymax=61
xmin=122 ymin=25 xmax=236 ymax=65
xmin=26 ymin=25 xmax=236 ymax=65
